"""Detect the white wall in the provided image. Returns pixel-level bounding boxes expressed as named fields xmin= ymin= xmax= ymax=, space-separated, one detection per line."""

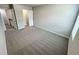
xmin=0 ymin=13 xmax=7 ymax=55
xmin=22 ymin=9 xmax=28 ymax=26
xmin=13 ymin=5 xmax=33 ymax=29
xmin=33 ymin=4 xmax=79 ymax=38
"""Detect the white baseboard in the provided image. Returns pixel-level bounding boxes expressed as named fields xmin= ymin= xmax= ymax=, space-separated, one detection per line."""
xmin=34 ymin=25 xmax=69 ymax=39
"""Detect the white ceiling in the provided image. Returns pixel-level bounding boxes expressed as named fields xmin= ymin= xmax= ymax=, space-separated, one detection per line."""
xmin=23 ymin=4 xmax=44 ymax=7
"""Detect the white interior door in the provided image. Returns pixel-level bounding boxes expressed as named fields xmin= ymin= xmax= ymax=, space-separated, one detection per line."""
xmin=0 ymin=12 xmax=7 ymax=55
xmin=22 ymin=9 xmax=28 ymax=26
xmin=28 ymin=10 xmax=33 ymax=26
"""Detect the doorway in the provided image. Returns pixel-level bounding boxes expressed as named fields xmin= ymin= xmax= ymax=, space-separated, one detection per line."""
xmin=22 ymin=9 xmax=29 ymax=27
xmin=22 ymin=9 xmax=33 ymax=28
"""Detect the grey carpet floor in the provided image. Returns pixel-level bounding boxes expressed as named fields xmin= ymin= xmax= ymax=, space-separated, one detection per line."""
xmin=5 ymin=26 xmax=68 ymax=55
